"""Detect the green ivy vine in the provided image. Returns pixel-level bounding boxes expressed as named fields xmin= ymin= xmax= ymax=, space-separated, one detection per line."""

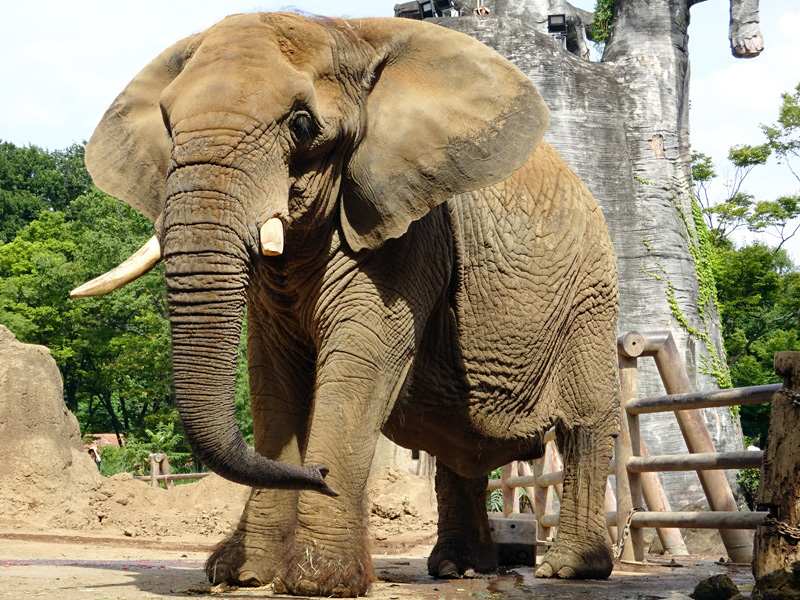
xmin=591 ymin=0 xmax=614 ymax=44
xmin=634 ymin=176 xmax=732 ymax=389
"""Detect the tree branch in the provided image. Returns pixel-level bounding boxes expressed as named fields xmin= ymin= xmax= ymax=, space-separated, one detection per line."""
xmin=727 ymin=310 xmax=796 ymax=365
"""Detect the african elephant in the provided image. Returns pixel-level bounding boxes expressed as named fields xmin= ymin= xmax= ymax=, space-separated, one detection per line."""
xmin=72 ymin=12 xmax=620 ymax=597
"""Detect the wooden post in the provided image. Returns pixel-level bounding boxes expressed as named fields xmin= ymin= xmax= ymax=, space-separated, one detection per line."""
xmin=161 ymin=455 xmax=173 ymax=489
xmin=501 ymin=462 xmax=520 ymax=517
xmin=550 ymin=446 xmax=564 ymax=503
xmin=148 ymin=453 xmax=169 ymax=489
xmin=517 ymin=461 xmax=538 ymax=515
xmin=616 ymin=353 xmax=646 ymax=562
xmin=635 ymin=434 xmax=689 ymax=556
xmin=532 ymin=453 xmax=551 ymax=544
xmin=148 ymin=453 xmax=160 ymax=488
xmin=753 ymin=352 xmax=800 ymax=579
xmin=652 ymin=336 xmax=754 ymax=563
xmin=605 ymin=480 xmax=619 ymax=544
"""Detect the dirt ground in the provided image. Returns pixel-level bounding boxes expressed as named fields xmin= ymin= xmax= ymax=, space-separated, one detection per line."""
xmin=0 ymin=464 xmax=758 ymax=600
xmin=0 ymin=527 xmax=756 ymax=600
xmin=0 ymin=332 xmax=758 ymax=600
xmin=0 ymin=467 xmax=758 ymax=600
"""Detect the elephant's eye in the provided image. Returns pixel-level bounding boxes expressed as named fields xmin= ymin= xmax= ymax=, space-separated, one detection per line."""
xmin=289 ymin=111 xmax=317 ymax=144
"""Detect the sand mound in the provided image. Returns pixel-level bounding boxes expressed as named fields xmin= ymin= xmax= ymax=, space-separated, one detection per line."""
xmin=2 ymin=467 xmax=437 ymax=545
xmin=82 ymin=473 xmax=251 ymax=538
xmin=367 ymin=467 xmax=437 ymax=542
xmin=0 ymin=325 xmax=437 ymax=545
xmin=0 ymin=325 xmax=102 ymax=530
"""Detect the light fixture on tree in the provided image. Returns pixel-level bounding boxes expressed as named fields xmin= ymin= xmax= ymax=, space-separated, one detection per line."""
xmin=473 ymin=0 xmax=489 ymax=16
xmin=547 ymin=14 xmax=567 ymax=49
xmin=418 ymin=0 xmax=438 ymax=18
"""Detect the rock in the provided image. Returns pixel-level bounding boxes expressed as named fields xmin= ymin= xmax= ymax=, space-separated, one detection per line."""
xmin=752 ymin=562 xmax=800 ymax=600
xmin=372 ymin=494 xmax=410 ymax=520
xmin=439 ymin=0 xmax=747 ymax=513
xmin=690 ymin=574 xmax=743 ymax=600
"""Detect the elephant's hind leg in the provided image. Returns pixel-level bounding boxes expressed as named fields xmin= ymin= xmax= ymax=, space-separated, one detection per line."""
xmin=536 ymin=300 xmax=619 ymax=580
xmin=535 ymin=422 xmax=615 ymax=579
xmin=428 ymin=459 xmax=498 ymax=578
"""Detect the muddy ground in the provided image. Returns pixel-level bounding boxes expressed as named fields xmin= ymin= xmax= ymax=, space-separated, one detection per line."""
xmin=0 ymin=527 xmax=755 ymax=600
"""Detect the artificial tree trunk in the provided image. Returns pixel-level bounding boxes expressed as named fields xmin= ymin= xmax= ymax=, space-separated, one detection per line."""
xmin=432 ymin=0 xmax=762 ymax=510
xmin=752 ymin=352 xmax=800 ymax=580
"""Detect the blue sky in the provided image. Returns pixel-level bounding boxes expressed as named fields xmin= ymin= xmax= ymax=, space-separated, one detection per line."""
xmin=2 ymin=1 xmax=798 ymax=255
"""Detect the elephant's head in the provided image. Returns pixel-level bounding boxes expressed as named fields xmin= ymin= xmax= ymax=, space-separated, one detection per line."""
xmin=71 ymin=13 xmax=550 ymax=492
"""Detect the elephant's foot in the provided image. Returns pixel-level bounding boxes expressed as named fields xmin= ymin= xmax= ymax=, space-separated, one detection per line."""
xmin=274 ymin=541 xmax=375 ymax=597
xmin=535 ymin=539 xmax=612 ymax=580
xmin=427 ymin=536 xmax=498 ymax=579
xmin=205 ymin=530 xmax=279 ymax=587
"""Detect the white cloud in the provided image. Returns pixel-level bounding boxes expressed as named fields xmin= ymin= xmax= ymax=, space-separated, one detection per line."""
xmin=778 ymin=11 xmax=800 ymax=38
xmin=0 ymin=1 xmax=398 ymax=149
xmin=689 ymin=2 xmax=800 ymax=260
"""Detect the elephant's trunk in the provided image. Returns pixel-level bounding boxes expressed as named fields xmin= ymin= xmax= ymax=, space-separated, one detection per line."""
xmin=163 ymin=191 xmax=335 ymax=495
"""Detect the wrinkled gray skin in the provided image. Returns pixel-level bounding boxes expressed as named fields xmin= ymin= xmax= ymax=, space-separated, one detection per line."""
xmin=85 ymin=13 xmax=620 ymax=597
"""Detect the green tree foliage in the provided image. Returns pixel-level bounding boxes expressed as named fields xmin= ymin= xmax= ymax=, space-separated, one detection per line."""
xmin=235 ymin=315 xmax=254 ymax=446
xmin=0 ymin=191 xmax=173 ymax=441
xmin=691 ymin=81 xmax=800 ymax=446
xmin=0 ymin=142 xmax=173 ymax=442
xmin=590 ymin=0 xmax=614 ymax=45
xmin=99 ymin=421 xmax=193 ymax=479
xmin=0 ymin=142 xmax=92 ymax=243
xmin=714 ymin=244 xmax=800 ymax=362
xmin=0 ymin=140 xmax=257 ymax=474
xmin=762 ymin=82 xmax=800 ymax=184
xmin=691 ymin=144 xmax=800 ymax=250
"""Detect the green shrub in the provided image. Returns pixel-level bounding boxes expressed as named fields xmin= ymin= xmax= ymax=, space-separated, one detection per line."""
xmin=738 ymin=467 xmax=760 ymax=510
xmin=99 ymin=421 xmax=193 ymax=478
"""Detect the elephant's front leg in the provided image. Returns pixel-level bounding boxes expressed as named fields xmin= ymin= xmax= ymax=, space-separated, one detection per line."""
xmin=206 ymin=322 xmax=313 ymax=586
xmin=274 ymin=335 xmax=414 ymax=597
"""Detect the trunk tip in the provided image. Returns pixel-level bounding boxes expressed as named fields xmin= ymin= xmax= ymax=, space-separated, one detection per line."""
xmin=310 ymin=464 xmax=339 ymax=497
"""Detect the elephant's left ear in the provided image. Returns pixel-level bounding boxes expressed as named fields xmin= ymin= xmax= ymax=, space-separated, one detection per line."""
xmin=85 ymin=34 xmax=201 ymax=222
xmin=341 ymin=18 xmax=549 ymax=252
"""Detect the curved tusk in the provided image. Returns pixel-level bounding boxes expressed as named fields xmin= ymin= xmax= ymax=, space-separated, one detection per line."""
xmin=70 ymin=235 xmax=162 ymax=298
xmin=260 ymin=218 xmax=285 ymax=256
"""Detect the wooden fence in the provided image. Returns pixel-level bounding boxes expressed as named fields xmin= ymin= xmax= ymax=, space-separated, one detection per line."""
xmin=490 ymin=330 xmax=774 ymax=564
xmin=133 ymin=453 xmax=210 ymax=489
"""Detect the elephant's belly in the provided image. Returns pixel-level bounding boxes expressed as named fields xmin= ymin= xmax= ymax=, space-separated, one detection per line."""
xmin=384 ymin=354 xmax=559 ymax=478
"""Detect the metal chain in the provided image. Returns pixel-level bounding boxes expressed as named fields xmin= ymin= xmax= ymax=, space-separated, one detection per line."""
xmin=764 ymin=517 xmax=800 ymax=541
xmin=776 ymin=387 xmax=800 ymax=407
xmin=612 ymin=507 xmax=646 ymax=562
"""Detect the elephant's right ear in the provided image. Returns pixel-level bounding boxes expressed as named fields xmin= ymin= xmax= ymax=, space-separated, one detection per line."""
xmin=85 ymin=34 xmax=200 ymax=222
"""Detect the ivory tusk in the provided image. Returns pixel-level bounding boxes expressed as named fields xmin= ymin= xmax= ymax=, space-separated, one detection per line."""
xmin=260 ymin=218 xmax=285 ymax=256
xmin=70 ymin=235 xmax=162 ymax=298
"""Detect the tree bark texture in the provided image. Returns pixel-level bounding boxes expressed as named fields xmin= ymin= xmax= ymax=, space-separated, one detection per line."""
xmin=752 ymin=352 xmax=800 ymax=580
xmin=437 ymin=0 xmax=752 ymax=509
